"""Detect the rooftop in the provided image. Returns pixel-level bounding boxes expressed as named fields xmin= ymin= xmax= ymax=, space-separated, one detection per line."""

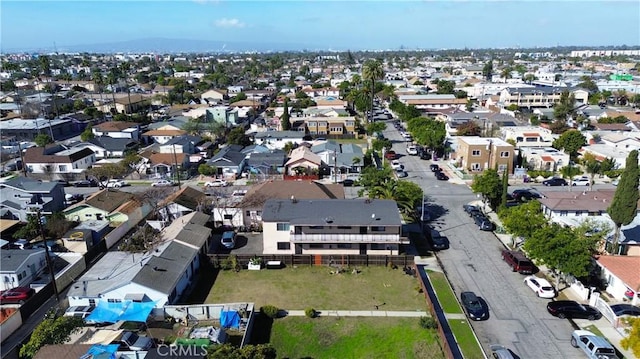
xmin=596 ymin=255 xmax=640 ymax=291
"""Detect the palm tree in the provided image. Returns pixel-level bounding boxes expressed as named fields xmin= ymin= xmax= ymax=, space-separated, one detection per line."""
xmin=119 ymin=62 xmax=133 ymax=114
xmin=92 ymin=70 xmax=106 ymax=120
xmin=362 ymin=60 xmax=384 ymax=122
xmin=351 ymin=74 xmax=362 ymax=90
xmin=501 ymin=68 xmax=512 ymax=82
xmin=106 ymin=68 xmax=119 ymax=115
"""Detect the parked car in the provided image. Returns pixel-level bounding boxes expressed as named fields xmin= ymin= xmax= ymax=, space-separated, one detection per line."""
xmin=112 ymin=331 xmax=154 ymax=351
xmin=436 ymin=172 xmax=449 ymax=181
xmin=501 ymin=250 xmax=535 ymax=274
xmin=463 ymin=204 xmax=481 ymax=216
xmin=610 ymin=304 xmax=640 ymax=317
xmin=523 ymin=276 xmax=556 ymax=298
xmin=511 ymin=189 xmax=542 ymax=202
xmin=106 ymin=179 xmax=128 ymax=188
xmin=342 ymin=179 xmax=355 ymax=187
xmin=430 ymin=164 xmax=441 ymax=172
xmin=474 ymin=215 xmax=494 ymax=231
xmin=542 ymin=177 xmax=568 ymax=186
xmin=546 ymin=300 xmax=602 ymax=320
xmin=73 ymin=179 xmax=98 ymax=187
xmin=460 ymin=291 xmax=488 ymax=321
xmin=65 ymin=193 xmax=84 ymax=204
xmin=0 ymin=287 xmax=35 ymax=304
xmin=205 ymin=179 xmax=228 ymax=187
xmin=396 ymin=170 xmax=408 ymax=178
xmin=384 ymin=151 xmax=397 ymax=160
xmin=420 ymin=151 xmax=432 ymax=160
xmin=489 ymin=344 xmax=516 ymax=359
xmin=572 ymin=176 xmax=591 ymax=186
xmin=570 ymin=330 xmax=618 ymax=359
xmin=151 ymin=179 xmax=175 ymax=187
xmin=221 ymin=231 xmax=236 ymax=249
xmin=390 ymin=160 xmax=404 ymax=170
xmin=430 ymin=235 xmax=449 ymax=250
xmin=406 ymin=145 xmax=418 ymax=155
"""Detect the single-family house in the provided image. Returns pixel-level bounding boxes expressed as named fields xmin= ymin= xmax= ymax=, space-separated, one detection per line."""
xmin=64 ymin=189 xmax=135 ymax=223
xmin=501 ymin=126 xmax=554 ymax=148
xmin=261 ymin=198 xmax=404 ymax=255
xmin=206 ymin=146 xmax=246 ymax=178
xmin=74 ymin=136 xmax=138 ymax=158
xmin=142 ymin=129 xmax=187 ymax=145
xmin=206 ymin=106 xmax=240 ymax=127
xmin=595 ymin=255 xmax=640 ymax=306
xmin=92 ymin=121 xmax=140 ymax=140
xmin=112 ymin=94 xmax=151 ymax=114
xmin=0 ymin=118 xmax=75 ymax=141
xmin=200 ymin=89 xmax=228 ymax=103
xmin=520 ymin=147 xmax=569 ymax=172
xmin=23 ymin=145 xmax=96 ymax=174
xmin=253 ymin=131 xmax=306 ymax=150
xmin=146 ymin=152 xmax=189 ymax=177
xmin=0 ymin=249 xmax=47 ymax=291
xmin=0 ymin=177 xmax=65 ymax=222
xmin=158 ymin=186 xmax=208 ymax=221
xmin=285 ymin=146 xmax=322 ymax=176
xmin=311 ymin=141 xmax=364 ymax=177
xmin=244 ymin=151 xmax=287 ymax=175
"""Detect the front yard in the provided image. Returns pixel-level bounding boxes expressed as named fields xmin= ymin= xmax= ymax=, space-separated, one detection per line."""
xmin=206 ymin=266 xmax=427 ymax=311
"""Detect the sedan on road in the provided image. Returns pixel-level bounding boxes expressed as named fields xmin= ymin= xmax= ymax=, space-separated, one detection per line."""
xmin=430 ymin=235 xmax=449 ymax=250
xmin=572 ymin=176 xmax=590 ymax=186
xmin=511 ymin=189 xmax=542 ymax=201
xmin=461 ymin=291 xmax=488 ymax=321
xmin=0 ymin=287 xmax=35 ymax=304
xmin=390 ymin=160 xmax=404 ymax=170
xmin=546 ymin=300 xmax=602 ymax=320
xmin=523 ymin=276 xmax=556 ymax=298
xmin=542 ymin=178 xmax=568 ymax=186
xmin=610 ymin=303 xmax=640 ymax=317
xmin=74 ymin=179 xmax=98 ymax=187
xmin=436 ymin=172 xmax=449 ymax=181
xmin=106 ymin=179 xmax=128 ymax=188
xmin=205 ymin=179 xmax=228 ymax=187
xmin=151 ymin=179 xmax=175 ymax=187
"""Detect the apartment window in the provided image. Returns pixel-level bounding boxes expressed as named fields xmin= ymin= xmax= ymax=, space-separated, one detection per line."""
xmin=498 ymin=164 xmax=507 ymax=172
xmin=58 ymin=165 xmax=67 ymax=171
xmin=276 ymin=223 xmax=290 ymax=231
xmin=223 ymin=214 xmax=233 ymax=220
xmin=277 ymin=242 xmax=291 ymax=250
xmin=471 ymin=163 xmax=481 ymax=171
xmin=309 ymin=244 xmax=324 ymax=249
xmin=472 ymin=150 xmax=481 ymax=156
xmin=88 ymin=299 xmax=96 ymax=306
xmin=246 ymin=211 xmax=251 ymax=216
xmin=525 ymin=137 xmax=537 ymax=142
xmin=337 ymin=244 xmax=352 ymax=249
xmin=500 ymin=151 xmax=510 ymax=158
xmin=560 ymin=211 xmax=568 ymax=216
xmin=575 ymin=211 xmax=583 ymax=216
xmin=370 ymin=243 xmax=385 ymax=250
xmin=371 ymin=226 xmax=385 ymax=232
xmin=330 ymin=126 xmax=343 ymax=132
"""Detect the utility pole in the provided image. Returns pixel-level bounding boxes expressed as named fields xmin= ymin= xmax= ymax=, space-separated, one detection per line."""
xmin=34 ymin=208 xmax=59 ymax=303
xmin=172 ymin=144 xmax=181 ymax=189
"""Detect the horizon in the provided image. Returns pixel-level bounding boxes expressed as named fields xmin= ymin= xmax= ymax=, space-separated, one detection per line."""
xmin=1 ymin=1 xmax=639 ymax=53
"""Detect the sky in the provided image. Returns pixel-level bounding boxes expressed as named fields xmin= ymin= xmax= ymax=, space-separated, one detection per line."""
xmin=1 ymin=0 xmax=639 ymax=52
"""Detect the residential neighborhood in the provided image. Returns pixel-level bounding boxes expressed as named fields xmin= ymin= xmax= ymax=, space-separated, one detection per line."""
xmin=1 ymin=22 xmax=640 ymax=359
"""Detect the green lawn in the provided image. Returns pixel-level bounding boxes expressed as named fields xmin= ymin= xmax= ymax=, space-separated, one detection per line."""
xmin=427 ymin=271 xmax=463 ymax=314
xmin=206 ymin=266 xmax=427 ymax=311
xmin=582 ymin=324 xmax=605 ymax=337
xmin=448 ymin=319 xmax=485 ymax=359
xmin=334 ymin=138 xmax=368 ymax=145
xmin=271 ymin=316 xmax=445 ymax=359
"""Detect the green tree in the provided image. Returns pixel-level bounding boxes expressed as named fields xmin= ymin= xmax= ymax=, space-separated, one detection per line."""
xmin=621 ymin=317 xmax=640 ymax=358
xmin=281 ymin=98 xmax=291 ymax=131
xmin=523 ymin=74 xmax=537 ymax=84
xmin=371 ymin=138 xmax=392 ymax=152
xmin=435 ymin=80 xmax=455 ymax=94
xmin=121 ymin=152 xmax=143 ymax=175
xmin=552 ymin=130 xmax=586 ymax=159
xmin=362 ymin=59 xmax=384 ymax=118
xmin=87 ymin=163 xmax=128 ymax=185
xmin=577 ymin=76 xmax=598 ymax=93
xmin=198 ymin=164 xmax=217 ymax=176
xmin=471 ymin=168 xmax=503 ymax=210
xmin=553 ymin=91 xmax=576 ymax=121
xmin=80 ymin=125 xmax=95 ymax=141
xmin=499 ymin=200 xmax=547 ymax=240
xmin=227 ymin=126 xmax=251 ymax=146
xmin=560 ymin=165 xmax=582 ymax=187
xmin=13 ymin=214 xmax=40 ymax=240
xmin=20 ymin=310 xmax=83 ymax=359
xmin=482 ymin=60 xmax=493 ymax=80
xmin=456 ymin=121 xmax=481 ymax=136
xmin=34 ymin=134 xmax=53 ymax=147
xmin=582 ymin=153 xmax=601 ymax=191
xmin=607 ymin=150 xmax=640 ymax=254
xmin=407 ymin=117 xmax=446 ymax=151
xmin=182 ymin=118 xmax=203 ymax=135
xmin=366 ymin=121 xmax=387 ymax=135
xmin=600 ymin=157 xmax=617 ymax=173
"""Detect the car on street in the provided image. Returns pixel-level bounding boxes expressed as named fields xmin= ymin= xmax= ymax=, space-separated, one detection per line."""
xmin=463 ymin=204 xmax=481 ymax=216
xmin=342 ymin=179 xmax=355 ymax=187
xmin=502 ymin=250 xmax=535 ymax=274
xmin=570 ymin=330 xmax=617 ymax=359
xmin=611 ymin=178 xmax=619 ymax=186
xmin=609 ymin=303 xmax=640 ymax=317
xmin=151 ymin=179 xmax=175 ymax=187
xmin=221 ymin=231 xmax=236 ymax=249
xmin=205 ymin=179 xmax=228 ymax=187
xmin=396 ymin=170 xmax=408 ymax=178
xmin=384 ymin=151 xmax=397 ymax=160
xmin=436 ymin=172 xmax=449 ymax=181
xmin=0 ymin=287 xmax=35 ymax=304
xmin=65 ymin=193 xmax=84 ymax=204
xmin=511 ymin=189 xmax=542 ymax=201
xmin=460 ymin=291 xmax=488 ymax=321
xmin=546 ymin=300 xmax=602 ymax=320
xmin=406 ymin=145 xmax=418 ymax=155
xmin=430 ymin=164 xmax=441 ymax=172
xmin=489 ymin=344 xmax=516 ymax=359
xmin=572 ymin=176 xmax=590 ymax=186
xmin=390 ymin=160 xmax=404 ymax=170
xmin=542 ymin=177 xmax=568 ymax=186
xmin=73 ymin=179 xmax=98 ymax=187
xmin=106 ymin=179 xmax=128 ymax=188
xmin=430 ymin=235 xmax=449 ymax=250
xmin=523 ymin=276 xmax=556 ymax=298
xmin=474 ymin=215 xmax=494 ymax=231
xmin=420 ymin=151 xmax=432 ymax=160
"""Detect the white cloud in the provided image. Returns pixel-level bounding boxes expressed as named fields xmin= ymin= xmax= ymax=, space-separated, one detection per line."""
xmin=214 ymin=18 xmax=245 ymax=28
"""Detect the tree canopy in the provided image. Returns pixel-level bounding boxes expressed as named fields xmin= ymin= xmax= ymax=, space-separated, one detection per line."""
xmin=406 ymin=117 xmax=446 ymax=150
xmin=35 ymin=134 xmax=53 ymax=147
xmin=552 ymin=130 xmax=586 ymax=159
xmin=608 ymin=150 xmax=640 ymax=253
xmin=281 ymin=98 xmax=291 ymax=131
xmin=366 ymin=121 xmax=387 ymax=135
xmin=226 ymin=126 xmax=251 ymax=146
xmin=621 ymin=317 xmax=640 ymax=358
xmin=20 ymin=310 xmax=83 ymax=359
xmin=471 ymin=168 xmax=503 ymax=210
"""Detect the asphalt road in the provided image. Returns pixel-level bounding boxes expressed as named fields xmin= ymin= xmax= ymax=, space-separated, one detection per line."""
xmin=382 ymin=122 xmax=583 ymax=359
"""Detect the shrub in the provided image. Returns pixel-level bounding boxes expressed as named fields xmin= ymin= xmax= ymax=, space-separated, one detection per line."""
xmin=419 ymin=316 xmax=438 ymax=330
xmin=164 ymin=335 xmax=176 ymax=344
xmin=260 ymin=305 xmax=280 ymax=319
xmin=220 ymin=255 xmax=238 ymax=271
xmin=305 ymin=308 xmax=317 ymax=318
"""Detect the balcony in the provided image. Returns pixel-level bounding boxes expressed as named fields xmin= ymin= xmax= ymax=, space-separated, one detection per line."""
xmin=291 ymin=233 xmax=401 ymax=243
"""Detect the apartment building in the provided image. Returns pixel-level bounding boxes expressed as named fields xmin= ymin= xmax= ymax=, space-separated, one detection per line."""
xmin=292 ymin=116 xmax=356 ymax=137
xmin=456 ymin=137 xmax=514 ymax=174
xmin=499 ymin=87 xmax=589 ymax=108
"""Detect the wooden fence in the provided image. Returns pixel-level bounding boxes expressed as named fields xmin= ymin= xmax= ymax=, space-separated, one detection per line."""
xmin=207 ymin=254 xmax=414 ymax=268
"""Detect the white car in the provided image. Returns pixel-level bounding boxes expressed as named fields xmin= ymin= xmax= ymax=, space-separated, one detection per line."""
xmin=151 ymin=179 xmax=174 ymax=187
xmin=406 ymin=146 xmax=418 ymax=156
xmin=106 ymin=179 xmax=127 ymax=188
xmin=205 ymin=179 xmax=228 ymax=187
xmin=390 ymin=160 xmax=404 ymax=170
xmin=572 ymin=176 xmax=590 ymax=186
xmin=523 ymin=276 xmax=556 ymax=298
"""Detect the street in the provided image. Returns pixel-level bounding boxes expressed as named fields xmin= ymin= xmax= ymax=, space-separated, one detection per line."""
xmin=382 ymin=121 xmax=583 ymax=358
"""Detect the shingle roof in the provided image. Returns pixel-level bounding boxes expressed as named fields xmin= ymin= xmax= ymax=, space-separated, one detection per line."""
xmin=132 ymin=242 xmax=198 ymax=295
xmin=262 ymin=198 xmax=401 ymax=226
xmin=596 ymin=255 xmax=640 ymax=291
xmin=174 ymin=224 xmax=211 ymax=249
xmin=23 ymin=147 xmax=94 ymax=164
xmin=163 ymin=186 xmax=206 ymax=211
xmin=33 ymin=344 xmax=94 ymax=359
xmin=88 ymin=136 xmax=138 ymax=151
xmin=149 ymin=152 xmax=187 ymax=166
xmin=241 ymin=180 xmax=344 ymax=208
xmin=0 ymin=249 xmax=45 ymax=272
xmin=207 ymin=147 xmax=246 ymax=167
xmin=85 ymin=189 xmax=135 ymax=213
xmin=3 ymin=176 xmax=59 ymax=192
xmin=94 ymin=121 xmax=138 ymax=132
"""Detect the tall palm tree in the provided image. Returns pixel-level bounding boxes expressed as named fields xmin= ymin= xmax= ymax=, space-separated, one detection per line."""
xmin=106 ymin=67 xmax=119 ymax=115
xmin=119 ymin=62 xmax=133 ymax=115
xmin=92 ymin=70 xmax=106 ymax=120
xmin=351 ymin=74 xmax=362 ymax=90
xmin=362 ymin=60 xmax=384 ymax=122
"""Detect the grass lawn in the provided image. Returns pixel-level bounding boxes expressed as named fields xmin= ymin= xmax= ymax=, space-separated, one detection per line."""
xmin=271 ymin=316 xmax=444 ymax=359
xmin=428 ymin=271 xmax=463 ymax=314
xmin=206 ymin=266 xmax=427 ymax=311
xmin=582 ymin=324 xmax=605 ymax=337
xmin=448 ymin=319 xmax=485 ymax=359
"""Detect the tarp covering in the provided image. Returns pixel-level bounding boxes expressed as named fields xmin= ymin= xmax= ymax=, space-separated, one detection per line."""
xmin=85 ymin=300 xmax=156 ymax=324
xmin=175 ymin=338 xmax=211 ymax=346
xmin=220 ymin=310 xmax=240 ymax=329
xmin=80 ymin=344 xmax=119 ymax=359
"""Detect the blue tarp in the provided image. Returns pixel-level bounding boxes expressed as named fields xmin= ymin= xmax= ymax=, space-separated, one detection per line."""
xmin=85 ymin=300 xmax=156 ymax=324
xmin=81 ymin=344 xmax=119 ymax=359
xmin=220 ymin=310 xmax=240 ymax=329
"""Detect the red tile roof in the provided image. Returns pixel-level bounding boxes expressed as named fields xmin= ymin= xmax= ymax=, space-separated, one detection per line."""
xmin=540 ymin=156 xmax=554 ymax=162
xmin=596 ymin=255 xmax=640 ymax=291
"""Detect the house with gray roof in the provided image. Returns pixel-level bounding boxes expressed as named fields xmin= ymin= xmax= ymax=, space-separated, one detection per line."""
xmin=244 ymin=151 xmax=287 ymax=175
xmin=206 ymin=146 xmax=246 ymax=178
xmin=253 ymin=131 xmax=307 ymax=151
xmin=0 ymin=118 xmax=75 ymax=141
xmin=74 ymin=136 xmax=138 ymax=158
xmin=261 ymin=198 xmax=404 ymax=255
xmin=0 ymin=249 xmax=47 ymax=291
xmin=0 ymin=176 xmax=65 ymax=221
xmin=311 ymin=141 xmax=364 ymax=175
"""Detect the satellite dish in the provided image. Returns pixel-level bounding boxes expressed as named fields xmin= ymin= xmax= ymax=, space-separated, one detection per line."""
xmin=371 ymin=213 xmax=375 ymax=219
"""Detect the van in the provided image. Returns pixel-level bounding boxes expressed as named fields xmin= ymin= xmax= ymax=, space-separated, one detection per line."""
xmin=501 ymin=250 xmax=535 ymax=274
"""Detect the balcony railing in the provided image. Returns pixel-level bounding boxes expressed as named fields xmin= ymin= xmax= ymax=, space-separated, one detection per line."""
xmin=291 ymin=233 xmax=400 ymax=243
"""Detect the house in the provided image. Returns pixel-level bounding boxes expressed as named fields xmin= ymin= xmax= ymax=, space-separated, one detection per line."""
xmin=499 ymin=87 xmax=589 ymax=108
xmin=598 ymin=133 xmax=640 ymax=151
xmin=310 ymin=141 xmax=364 ymax=177
xmin=200 ymin=89 xmax=228 ymax=103
xmin=92 ymin=121 xmax=140 ymax=140
xmin=455 ymin=137 xmax=514 ymax=174
xmin=285 ymin=146 xmax=322 ymax=175
xmin=239 ymin=180 xmax=344 ymax=228
xmin=206 ymin=146 xmax=246 ymax=178
xmin=158 ymin=135 xmax=201 ymax=155
xmin=501 ymin=126 xmax=554 ymax=148
xmin=0 ymin=249 xmax=47 ymax=291
xmin=67 ymin=241 xmax=201 ymax=308
xmin=73 ymin=136 xmax=138 ymax=159
xmin=520 ymin=147 xmax=569 ymax=171
xmin=538 ymin=189 xmax=618 ymax=220
xmin=206 ymin=106 xmax=240 ymax=127
xmin=595 ymin=255 xmax=640 ymax=306
xmin=0 ymin=118 xmax=75 ymax=141
xmin=253 ymin=131 xmax=306 ymax=150
xmin=579 ymin=144 xmax=634 ymax=169
xmin=158 ymin=211 xmax=212 ymax=255
xmin=158 ymin=186 xmax=208 ymax=221
xmin=244 ymin=151 xmax=287 ymax=175
xmin=314 ymin=97 xmax=348 ymax=109
xmin=142 ymin=129 xmax=187 ymax=145
xmin=64 ymin=189 xmax=135 ymax=223
xmin=112 ymin=94 xmax=151 ymax=114
xmin=291 ymin=116 xmax=357 ymax=137
xmin=592 ymin=123 xmax=632 ymax=132
xmin=261 ymin=198 xmax=404 ymax=255
xmin=0 ymin=176 xmax=65 ymax=221
xmin=302 ymin=107 xmax=349 ymax=118
xmin=462 ymin=66 xmax=484 ymax=78
xmin=146 ymin=152 xmax=189 ymax=177
xmin=23 ymin=145 xmax=96 ymax=174
xmin=398 ymin=94 xmax=467 ymax=110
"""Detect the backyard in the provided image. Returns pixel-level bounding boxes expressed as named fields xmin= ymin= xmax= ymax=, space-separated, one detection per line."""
xmin=270 ymin=316 xmax=444 ymax=359
xmin=206 ymin=266 xmax=427 ymax=311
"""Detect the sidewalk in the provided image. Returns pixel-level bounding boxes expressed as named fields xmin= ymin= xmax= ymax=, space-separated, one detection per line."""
xmin=286 ymin=310 xmax=429 ymax=317
xmin=476 ymin=200 xmax=635 ymax=359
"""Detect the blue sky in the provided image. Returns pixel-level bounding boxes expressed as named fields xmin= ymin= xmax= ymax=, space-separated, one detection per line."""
xmin=2 ymin=0 xmax=639 ymax=51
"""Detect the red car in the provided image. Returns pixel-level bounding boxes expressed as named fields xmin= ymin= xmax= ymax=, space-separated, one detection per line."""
xmin=0 ymin=287 xmax=35 ymax=304
xmin=384 ymin=151 xmax=397 ymax=160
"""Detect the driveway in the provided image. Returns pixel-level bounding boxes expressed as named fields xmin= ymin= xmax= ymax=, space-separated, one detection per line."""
xmin=209 ymin=232 xmax=263 ymax=255
xmin=383 ymin=121 xmax=581 ymax=358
